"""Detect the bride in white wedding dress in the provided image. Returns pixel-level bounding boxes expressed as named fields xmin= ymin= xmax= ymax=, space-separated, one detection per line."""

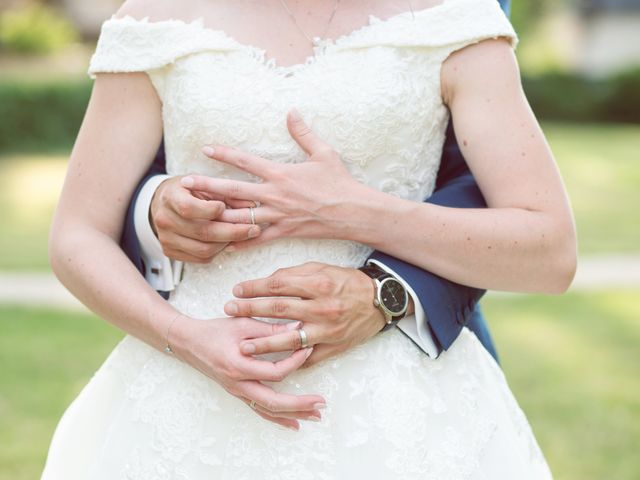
xmin=42 ymin=0 xmax=576 ymax=478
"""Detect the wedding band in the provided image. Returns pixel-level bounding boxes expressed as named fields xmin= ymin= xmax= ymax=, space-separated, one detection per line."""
xmin=249 ymin=399 xmax=257 ymax=410
xmin=298 ymin=328 xmax=309 ymax=349
xmin=249 ymin=207 xmax=256 ymax=225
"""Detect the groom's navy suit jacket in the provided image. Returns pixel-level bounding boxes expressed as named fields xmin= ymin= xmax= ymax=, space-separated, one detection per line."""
xmin=120 ymin=0 xmax=511 ymax=362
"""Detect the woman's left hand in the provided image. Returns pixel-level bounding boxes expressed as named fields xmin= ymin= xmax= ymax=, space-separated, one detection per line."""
xmin=181 ymin=110 xmax=372 ymax=251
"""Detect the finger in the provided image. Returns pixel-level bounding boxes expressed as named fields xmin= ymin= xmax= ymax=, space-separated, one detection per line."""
xmin=232 ymin=270 xmax=322 ymax=299
xmin=181 ymin=175 xmax=266 ymax=203
xmin=286 ymin=109 xmax=326 ymax=156
xmin=191 ymin=190 xmax=256 ymax=209
xmin=224 ymin=226 xmax=283 ymax=252
xmin=302 ymin=343 xmax=343 ymax=368
xmin=169 ymin=188 xmax=226 ymax=221
xmin=162 ymin=246 xmax=223 ymax=264
xmin=158 ymin=232 xmax=227 ymax=262
xmin=236 ymin=380 xmax=326 ymax=414
xmin=235 ymin=317 xmax=302 ymax=339
xmin=162 ymin=208 xmax=261 ymax=243
xmin=237 ymin=345 xmax=314 ymax=382
xmin=253 ymin=402 xmax=322 ymax=422
xmin=240 ymin=326 xmax=323 ymax=356
xmin=225 ymin=297 xmax=316 ymax=321
xmin=217 ymin=206 xmax=282 ymax=225
xmin=251 ymin=406 xmax=300 ymax=431
xmin=202 ymin=145 xmax=277 ymax=179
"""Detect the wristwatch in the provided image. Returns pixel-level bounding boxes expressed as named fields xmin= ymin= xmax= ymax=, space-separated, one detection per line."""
xmin=358 ymin=264 xmax=409 ymax=332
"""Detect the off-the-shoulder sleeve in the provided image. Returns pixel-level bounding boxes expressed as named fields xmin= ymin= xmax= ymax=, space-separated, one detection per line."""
xmin=88 ymin=16 xmax=239 ymax=78
xmin=334 ymin=0 xmax=517 ymax=54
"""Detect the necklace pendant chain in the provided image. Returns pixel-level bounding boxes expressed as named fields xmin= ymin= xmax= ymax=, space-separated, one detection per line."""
xmin=279 ymin=1 xmax=416 ymax=46
xmin=279 ymin=0 xmax=341 ymax=46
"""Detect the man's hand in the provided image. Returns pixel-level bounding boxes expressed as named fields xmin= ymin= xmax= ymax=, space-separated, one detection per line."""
xmin=223 ymin=262 xmax=403 ymax=367
xmin=172 ymin=315 xmax=326 ymax=430
xmin=150 ymin=176 xmax=261 ymax=263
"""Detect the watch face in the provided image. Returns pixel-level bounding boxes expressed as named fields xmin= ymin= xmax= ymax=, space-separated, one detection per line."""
xmin=379 ymin=278 xmax=408 ymax=315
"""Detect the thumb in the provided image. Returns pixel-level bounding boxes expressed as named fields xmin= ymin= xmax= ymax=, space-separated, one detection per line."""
xmin=286 ymin=109 xmax=325 ymax=156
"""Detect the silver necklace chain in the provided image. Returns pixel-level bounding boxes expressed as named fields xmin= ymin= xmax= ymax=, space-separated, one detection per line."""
xmin=278 ymin=1 xmax=416 ymax=46
xmin=279 ymin=0 xmax=341 ymax=46
xmin=280 ymin=0 xmax=416 ymax=46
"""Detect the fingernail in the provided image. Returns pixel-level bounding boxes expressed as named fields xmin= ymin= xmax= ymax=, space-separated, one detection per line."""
xmin=248 ymin=226 xmax=260 ymax=238
xmin=286 ymin=321 xmax=302 ymax=331
xmin=233 ymin=285 xmax=243 ymax=296
xmin=289 ymin=108 xmax=302 ymax=121
xmin=287 ymin=425 xmax=299 ymax=431
xmin=313 ymin=403 xmax=327 ymax=410
xmin=241 ymin=342 xmax=256 ymax=354
xmin=308 ymin=416 xmax=321 ymax=422
xmin=304 ymin=347 xmax=314 ymax=358
xmin=181 ymin=176 xmax=194 ymax=188
xmin=202 ymin=145 xmax=215 ymax=156
xmin=226 ymin=302 xmax=238 ymax=314
xmin=226 ymin=245 xmax=237 ymax=252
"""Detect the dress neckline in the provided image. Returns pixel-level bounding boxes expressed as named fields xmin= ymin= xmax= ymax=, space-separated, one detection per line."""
xmin=109 ymin=0 xmax=455 ymax=72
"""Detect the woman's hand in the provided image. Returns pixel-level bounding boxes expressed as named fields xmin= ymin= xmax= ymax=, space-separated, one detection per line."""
xmin=170 ymin=314 xmax=326 ymax=430
xmin=180 ymin=110 xmax=374 ymax=251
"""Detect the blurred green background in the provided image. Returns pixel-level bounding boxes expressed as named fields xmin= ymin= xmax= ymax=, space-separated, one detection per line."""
xmin=0 ymin=1 xmax=639 ymax=479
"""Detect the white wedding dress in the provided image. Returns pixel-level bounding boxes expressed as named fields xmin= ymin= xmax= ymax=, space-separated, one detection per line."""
xmin=42 ymin=1 xmax=553 ymax=478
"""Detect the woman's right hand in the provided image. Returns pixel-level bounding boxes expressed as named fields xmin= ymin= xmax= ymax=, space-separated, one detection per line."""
xmin=170 ymin=315 xmax=326 ymax=431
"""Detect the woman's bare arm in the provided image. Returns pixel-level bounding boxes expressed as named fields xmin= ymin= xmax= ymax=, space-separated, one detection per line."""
xmin=183 ymin=38 xmax=576 ymax=294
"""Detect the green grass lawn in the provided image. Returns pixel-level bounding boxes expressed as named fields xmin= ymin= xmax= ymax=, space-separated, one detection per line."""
xmin=1 ymin=291 xmax=639 ymax=479
xmin=1 ymin=121 xmax=638 ymax=271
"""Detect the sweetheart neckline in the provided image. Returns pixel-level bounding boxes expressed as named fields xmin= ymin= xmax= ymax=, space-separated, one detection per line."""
xmin=108 ymin=0 xmax=456 ymax=72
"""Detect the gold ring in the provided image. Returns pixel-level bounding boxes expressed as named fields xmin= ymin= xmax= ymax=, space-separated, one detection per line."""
xmin=298 ymin=328 xmax=309 ymax=349
xmin=249 ymin=207 xmax=256 ymax=225
xmin=249 ymin=399 xmax=257 ymax=410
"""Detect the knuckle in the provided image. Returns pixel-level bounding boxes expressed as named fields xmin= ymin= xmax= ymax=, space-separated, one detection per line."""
xmin=271 ymin=300 xmax=289 ymax=315
xmin=267 ymin=276 xmax=284 ymax=294
xmin=315 ymin=276 xmax=335 ymax=296
xmin=265 ymin=400 xmax=278 ymax=412
xmin=154 ymin=212 xmax=171 ymax=230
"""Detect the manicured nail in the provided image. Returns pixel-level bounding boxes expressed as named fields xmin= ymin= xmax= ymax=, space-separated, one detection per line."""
xmin=286 ymin=321 xmax=302 ymax=331
xmin=308 ymin=416 xmax=321 ymax=422
xmin=241 ymin=342 xmax=256 ymax=354
xmin=233 ymin=285 xmax=243 ymax=296
xmin=226 ymin=302 xmax=238 ymax=314
xmin=202 ymin=145 xmax=215 ymax=156
xmin=289 ymin=108 xmax=302 ymax=121
xmin=180 ymin=176 xmax=194 ymax=188
xmin=313 ymin=403 xmax=327 ymax=410
xmin=304 ymin=347 xmax=314 ymax=358
xmin=248 ymin=226 xmax=260 ymax=238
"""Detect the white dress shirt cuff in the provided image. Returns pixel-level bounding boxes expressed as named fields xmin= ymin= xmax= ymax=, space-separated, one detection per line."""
xmin=367 ymin=259 xmax=440 ymax=359
xmin=133 ymin=174 xmax=183 ymax=292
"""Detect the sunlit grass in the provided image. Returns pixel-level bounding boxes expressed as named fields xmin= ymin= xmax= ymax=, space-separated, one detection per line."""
xmin=484 ymin=290 xmax=640 ymax=480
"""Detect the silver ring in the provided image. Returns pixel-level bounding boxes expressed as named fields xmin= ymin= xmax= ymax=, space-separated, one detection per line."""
xmin=249 ymin=399 xmax=257 ymax=410
xmin=249 ymin=207 xmax=256 ymax=225
xmin=298 ymin=328 xmax=309 ymax=349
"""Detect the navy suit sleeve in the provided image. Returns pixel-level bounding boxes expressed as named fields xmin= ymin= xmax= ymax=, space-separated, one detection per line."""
xmin=120 ymin=140 xmax=167 ymax=275
xmin=367 ymin=122 xmax=486 ymax=352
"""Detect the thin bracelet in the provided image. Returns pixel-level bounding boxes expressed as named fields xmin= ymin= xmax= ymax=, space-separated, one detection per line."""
xmin=164 ymin=313 xmax=182 ymax=355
